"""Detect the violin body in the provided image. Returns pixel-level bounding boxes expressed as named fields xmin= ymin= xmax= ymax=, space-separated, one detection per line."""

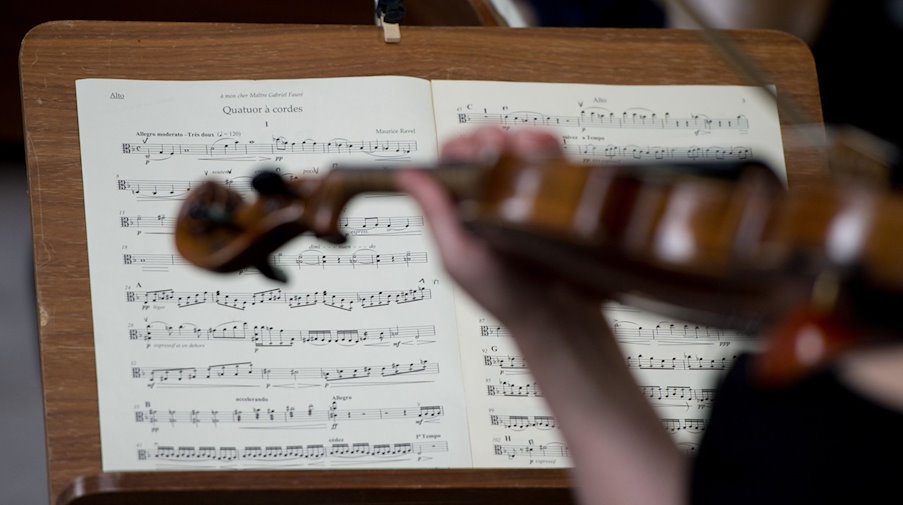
xmin=175 ymin=156 xmax=903 ymax=387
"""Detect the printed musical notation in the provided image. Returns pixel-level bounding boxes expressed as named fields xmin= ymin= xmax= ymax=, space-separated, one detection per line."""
xmin=117 ymin=178 xmax=208 ymax=201
xmin=661 ymin=418 xmax=706 ymax=434
xmin=116 ymin=176 xmax=410 ymax=203
xmin=483 ymin=354 xmax=527 ymax=370
xmin=121 ymin=250 xmax=428 ymax=271
xmin=479 ymin=325 xmax=509 ymax=338
xmin=340 ymin=215 xmax=425 ymax=237
xmin=492 ymin=442 xmax=568 ymax=460
xmin=458 ymin=109 xmax=749 ymax=131
xmin=127 ymin=286 xmax=432 ymax=312
xmin=490 ymin=414 xmax=557 ymax=430
xmin=132 ymin=359 xmax=440 ymax=388
xmin=122 ymin=137 xmax=418 ymax=162
xmin=483 ymin=352 xmax=737 ymax=374
xmin=77 ymin=78 xmax=784 ymax=471
xmin=131 ymin=322 xmax=437 ymax=348
xmin=134 ymin=402 xmax=444 ymax=428
xmin=119 ymin=214 xmax=425 ymax=237
xmin=488 ymin=414 xmax=706 ymax=435
xmin=561 ymin=143 xmax=753 ymax=162
xmin=640 ymin=385 xmax=716 ymax=410
xmin=138 ymin=441 xmax=449 ymax=465
xmin=625 ymin=353 xmax=739 ymax=371
xmin=486 ymin=380 xmax=541 ymax=398
xmin=611 ymin=319 xmax=750 ymax=344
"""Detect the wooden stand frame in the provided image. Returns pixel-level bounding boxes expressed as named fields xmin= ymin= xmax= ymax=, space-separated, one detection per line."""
xmin=20 ymin=21 xmax=824 ymax=504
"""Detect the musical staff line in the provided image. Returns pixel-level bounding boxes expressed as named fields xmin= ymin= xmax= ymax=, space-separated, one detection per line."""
xmin=562 ymin=143 xmax=753 ymax=162
xmin=662 ymin=418 xmax=707 ymax=434
xmin=122 ymin=137 xmax=418 ymax=162
xmin=484 ymin=352 xmax=739 ymax=373
xmin=640 ymin=385 xmax=716 ymax=410
xmin=486 ymin=380 xmax=541 ymax=398
xmin=138 ymin=441 xmax=448 ymax=464
xmin=479 ymin=325 xmax=509 ymax=338
xmin=458 ymin=110 xmax=749 ymax=130
xmin=131 ymin=322 xmax=437 ymax=348
xmin=490 ymin=414 xmax=557 ymax=430
xmin=492 ymin=442 xmax=568 ymax=459
xmin=135 ymin=402 xmax=444 ymax=428
xmin=127 ymin=286 xmax=432 ymax=312
xmin=122 ymin=250 xmax=428 ymax=270
xmin=117 ymin=177 xmax=248 ymax=201
xmin=626 ymin=353 xmax=739 ymax=371
xmin=612 ymin=320 xmax=749 ymax=344
xmin=120 ymin=214 xmax=425 ymax=237
xmin=132 ymin=359 xmax=440 ymax=387
xmin=483 ymin=354 xmax=527 ymax=370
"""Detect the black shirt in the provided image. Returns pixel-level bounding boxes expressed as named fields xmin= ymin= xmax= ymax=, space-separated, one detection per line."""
xmin=691 ymin=353 xmax=903 ymax=504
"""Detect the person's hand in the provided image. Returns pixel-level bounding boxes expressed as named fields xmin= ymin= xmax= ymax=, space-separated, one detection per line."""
xmin=395 ymin=126 xmax=602 ymax=337
xmin=396 ymin=127 xmax=687 ymax=505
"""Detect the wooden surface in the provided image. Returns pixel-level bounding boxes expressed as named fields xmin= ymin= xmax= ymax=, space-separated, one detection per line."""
xmin=58 ymin=469 xmax=572 ymax=505
xmin=20 ymin=21 xmax=824 ymax=504
xmin=4 ymin=0 xmax=496 ymax=150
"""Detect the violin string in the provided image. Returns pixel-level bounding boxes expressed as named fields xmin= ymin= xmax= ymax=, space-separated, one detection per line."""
xmin=660 ymin=0 xmax=898 ymax=185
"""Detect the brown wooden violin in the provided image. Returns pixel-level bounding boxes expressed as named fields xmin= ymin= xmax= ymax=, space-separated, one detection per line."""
xmin=174 ymin=154 xmax=903 ymax=387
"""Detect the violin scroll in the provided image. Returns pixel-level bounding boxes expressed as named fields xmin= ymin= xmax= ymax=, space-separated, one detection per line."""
xmin=175 ymin=165 xmax=486 ymax=282
xmin=176 ymin=170 xmax=339 ymax=282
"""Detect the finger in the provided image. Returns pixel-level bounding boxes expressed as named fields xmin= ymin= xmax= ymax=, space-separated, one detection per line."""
xmin=440 ymin=126 xmax=508 ymax=162
xmin=394 ymin=170 xmax=488 ymax=273
xmin=510 ymin=129 xmax=564 ymax=158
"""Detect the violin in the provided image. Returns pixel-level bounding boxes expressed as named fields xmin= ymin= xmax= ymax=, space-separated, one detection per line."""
xmin=174 ymin=153 xmax=903 ymax=387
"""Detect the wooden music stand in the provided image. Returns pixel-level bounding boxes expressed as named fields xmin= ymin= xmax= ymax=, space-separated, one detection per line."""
xmin=20 ymin=21 xmax=825 ymax=505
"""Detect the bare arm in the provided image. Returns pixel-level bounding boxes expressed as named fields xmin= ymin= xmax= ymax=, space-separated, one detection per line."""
xmin=396 ymin=127 xmax=687 ymax=505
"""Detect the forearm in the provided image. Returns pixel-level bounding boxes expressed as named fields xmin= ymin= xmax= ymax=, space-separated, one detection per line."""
xmin=505 ymin=289 xmax=687 ymax=505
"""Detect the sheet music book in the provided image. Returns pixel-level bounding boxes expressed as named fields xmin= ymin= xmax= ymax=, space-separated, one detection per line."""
xmin=75 ymin=75 xmax=783 ymax=471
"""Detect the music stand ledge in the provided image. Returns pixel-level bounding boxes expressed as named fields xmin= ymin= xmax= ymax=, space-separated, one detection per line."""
xmin=20 ymin=21 xmax=824 ymax=505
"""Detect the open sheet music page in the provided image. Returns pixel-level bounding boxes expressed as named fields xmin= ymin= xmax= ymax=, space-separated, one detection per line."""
xmin=429 ymin=80 xmax=784 ymax=465
xmin=76 ymin=76 xmax=473 ymax=471
xmin=76 ymin=76 xmax=785 ymax=472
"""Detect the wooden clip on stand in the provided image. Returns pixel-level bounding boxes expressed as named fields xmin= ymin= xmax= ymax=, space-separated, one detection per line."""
xmin=378 ymin=13 xmax=401 ymax=44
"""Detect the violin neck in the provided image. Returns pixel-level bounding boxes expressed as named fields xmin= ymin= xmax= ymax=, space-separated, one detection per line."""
xmin=292 ymin=164 xmax=485 ymax=239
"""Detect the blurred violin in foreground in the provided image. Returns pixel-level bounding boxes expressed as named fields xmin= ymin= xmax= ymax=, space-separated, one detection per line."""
xmin=175 ymin=154 xmax=903 ymax=387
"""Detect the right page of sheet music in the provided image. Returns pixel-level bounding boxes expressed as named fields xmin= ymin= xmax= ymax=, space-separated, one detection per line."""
xmin=429 ymin=80 xmax=785 ymax=467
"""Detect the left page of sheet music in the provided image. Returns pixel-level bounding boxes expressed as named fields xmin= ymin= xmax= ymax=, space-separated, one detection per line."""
xmin=75 ymin=76 xmax=471 ymax=471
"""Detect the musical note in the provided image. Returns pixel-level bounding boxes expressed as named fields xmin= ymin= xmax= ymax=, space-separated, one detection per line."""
xmin=485 ymin=380 xmax=542 ymax=397
xmin=610 ymin=319 xmax=751 ymax=344
xmin=130 ymin=321 xmax=437 ymax=348
xmin=489 ymin=414 xmax=558 ymax=430
xmin=639 ymin=385 xmax=716 ymax=409
xmin=492 ymin=442 xmax=568 ymax=459
xmin=131 ymin=359 xmax=440 ymax=387
xmin=138 ymin=440 xmax=448 ymax=464
xmin=121 ymin=250 xmax=429 ymax=271
xmin=458 ymin=110 xmax=749 ymax=130
xmin=121 ymin=137 xmax=419 ymax=163
xmin=125 ymin=286 xmax=432 ymax=311
xmin=134 ymin=402 xmax=444 ymax=428
xmin=660 ymin=418 xmax=707 ymax=434
xmin=561 ymin=143 xmax=754 ymax=162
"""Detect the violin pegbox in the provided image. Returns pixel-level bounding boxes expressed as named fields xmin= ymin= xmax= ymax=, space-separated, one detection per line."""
xmin=175 ymin=170 xmax=314 ymax=282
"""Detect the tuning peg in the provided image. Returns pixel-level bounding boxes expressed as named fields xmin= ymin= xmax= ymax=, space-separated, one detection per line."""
xmin=252 ymin=170 xmax=296 ymax=197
